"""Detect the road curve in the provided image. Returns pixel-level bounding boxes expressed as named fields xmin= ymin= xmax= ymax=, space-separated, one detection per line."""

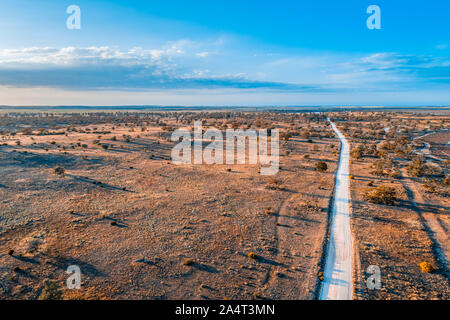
xmin=319 ymin=119 xmax=353 ymax=300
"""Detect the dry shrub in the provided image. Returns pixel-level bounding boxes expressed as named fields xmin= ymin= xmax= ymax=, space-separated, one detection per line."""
xmin=389 ymin=169 xmax=402 ymax=179
xmin=265 ymin=177 xmax=283 ymax=190
xmin=362 ymin=185 xmax=397 ymax=205
xmin=38 ymin=279 xmax=62 ymax=300
xmin=419 ymin=262 xmax=435 ymax=273
xmin=372 ymin=158 xmax=397 ymax=176
xmin=317 ymin=272 xmax=324 ymax=281
xmin=351 ymin=145 xmax=363 ymax=159
xmin=183 ymin=258 xmax=194 ymax=266
xmin=301 ymin=130 xmax=310 ymax=139
xmin=54 ymin=166 xmax=65 ymax=176
xmin=423 ymin=181 xmax=437 ymax=194
xmin=315 ymin=161 xmax=327 ymax=172
xmin=443 ymin=176 xmax=450 ymax=186
xmin=248 ymin=252 xmax=258 ymax=259
xmin=406 ymin=158 xmax=427 ymax=177
xmin=423 ymin=179 xmax=448 ymax=196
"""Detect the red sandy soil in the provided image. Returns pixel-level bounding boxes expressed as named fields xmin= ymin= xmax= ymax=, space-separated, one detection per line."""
xmin=0 ymin=113 xmax=338 ymax=300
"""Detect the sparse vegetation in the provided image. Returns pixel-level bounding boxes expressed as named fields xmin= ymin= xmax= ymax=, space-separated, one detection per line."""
xmin=0 ymin=110 xmax=447 ymax=300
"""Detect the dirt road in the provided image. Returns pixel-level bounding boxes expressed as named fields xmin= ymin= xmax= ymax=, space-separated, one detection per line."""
xmin=319 ymin=119 xmax=353 ymax=300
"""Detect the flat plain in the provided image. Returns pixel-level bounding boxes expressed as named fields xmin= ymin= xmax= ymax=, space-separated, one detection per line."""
xmin=0 ymin=109 xmax=448 ymax=299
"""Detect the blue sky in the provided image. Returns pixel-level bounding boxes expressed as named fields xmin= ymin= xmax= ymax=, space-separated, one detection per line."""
xmin=0 ymin=0 xmax=449 ymax=106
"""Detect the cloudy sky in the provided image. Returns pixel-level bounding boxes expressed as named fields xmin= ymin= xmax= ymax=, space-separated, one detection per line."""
xmin=0 ymin=0 xmax=449 ymax=106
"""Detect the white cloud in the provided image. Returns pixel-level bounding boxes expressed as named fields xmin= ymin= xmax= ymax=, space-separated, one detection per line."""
xmin=0 ymin=42 xmax=300 ymax=90
xmin=0 ymin=45 xmax=185 ymax=68
xmin=0 ymin=42 xmax=448 ymax=95
xmin=196 ymin=51 xmax=210 ymax=58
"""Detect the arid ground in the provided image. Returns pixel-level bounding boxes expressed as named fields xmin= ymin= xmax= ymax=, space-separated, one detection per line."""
xmin=0 ymin=111 xmax=338 ymax=299
xmin=330 ymin=111 xmax=449 ymax=299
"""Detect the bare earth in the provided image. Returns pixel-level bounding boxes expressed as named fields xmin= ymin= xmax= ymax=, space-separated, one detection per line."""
xmin=0 ymin=112 xmax=337 ymax=299
xmin=0 ymin=110 xmax=448 ymax=300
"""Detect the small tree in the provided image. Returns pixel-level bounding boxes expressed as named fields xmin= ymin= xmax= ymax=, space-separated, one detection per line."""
xmin=362 ymin=185 xmax=397 ymax=205
xmin=316 ymin=161 xmax=328 ymax=172
xmin=407 ymin=158 xmax=427 ymax=177
xmin=351 ymin=145 xmax=363 ymax=159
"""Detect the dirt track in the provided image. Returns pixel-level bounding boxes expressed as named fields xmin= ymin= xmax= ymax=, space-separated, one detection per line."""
xmin=319 ymin=119 xmax=353 ymax=300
